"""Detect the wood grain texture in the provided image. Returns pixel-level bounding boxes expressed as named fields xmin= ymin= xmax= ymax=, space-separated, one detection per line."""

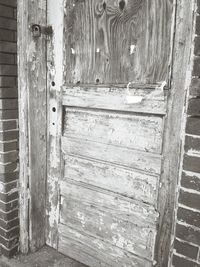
xmin=62 ymin=85 xmax=167 ymax=115
xmin=63 ymin=0 xmax=173 ymax=84
xmin=60 ymin=195 xmax=156 ymax=259
xmin=60 ymin=181 xmax=158 ymax=226
xmin=62 ymin=136 xmax=162 ymax=174
xmin=155 ymin=1 xmax=196 ymax=266
xmin=63 ymin=108 xmax=163 ymax=154
xmin=58 ymin=224 xmax=152 ymax=267
xmin=46 ymin=0 xmax=64 ymax=249
xmin=18 ymin=0 xmax=47 ymax=253
xmin=63 ymin=155 xmax=159 ymax=205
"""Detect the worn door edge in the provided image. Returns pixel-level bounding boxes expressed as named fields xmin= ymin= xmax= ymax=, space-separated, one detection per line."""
xmin=154 ymin=0 xmax=196 ymax=266
xmin=18 ymin=0 xmax=48 ymax=253
xmin=46 ymin=0 xmax=64 ymax=249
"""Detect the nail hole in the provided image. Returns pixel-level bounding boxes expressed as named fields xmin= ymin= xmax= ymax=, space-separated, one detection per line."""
xmin=52 ymin=81 xmax=55 ymax=86
xmin=52 ymin=123 xmax=55 ymax=125
xmin=119 ymin=0 xmax=125 ymax=11
xmin=96 ymin=78 xmax=100 ymax=83
xmin=77 ymin=81 xmax=80 ymax=84
xmin=52 ymin=107 xmax=56 ymax=112
xmin=103 ymin=2 xmax=106 ymax=9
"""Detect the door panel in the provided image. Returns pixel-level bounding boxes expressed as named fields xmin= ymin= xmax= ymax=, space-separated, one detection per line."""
xmin=58 ymin=85 xmax=166 ymax=266
xmin=47 ymin=0 xmax=174 ymax=266
xmin=63 ymin=155 xmax=158 ymax=205
xmin=64 ymin=0 xmax=173 ymax=84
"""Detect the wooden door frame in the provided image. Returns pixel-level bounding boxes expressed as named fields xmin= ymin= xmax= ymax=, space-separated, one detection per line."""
xmin=17 ymin=0 xmax=196 ymax=265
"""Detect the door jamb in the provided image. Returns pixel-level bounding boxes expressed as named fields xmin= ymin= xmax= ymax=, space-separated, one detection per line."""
xmin=18 ymin=0 xmax=47 ymax=253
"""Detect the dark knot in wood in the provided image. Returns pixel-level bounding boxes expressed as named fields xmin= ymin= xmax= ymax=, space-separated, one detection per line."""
xmin=119 ymin=0 xmax=125 ymax=11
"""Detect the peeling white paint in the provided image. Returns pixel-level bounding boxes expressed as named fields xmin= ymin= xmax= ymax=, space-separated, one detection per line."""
xmin=71 ymin=48 xmax=75 ymax=54
xmin=130 ymin=44 xmax=136 ymax=54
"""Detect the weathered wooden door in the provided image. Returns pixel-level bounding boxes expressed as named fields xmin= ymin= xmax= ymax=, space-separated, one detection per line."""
xmin=46 ymin=0 xmax=174 ymax=266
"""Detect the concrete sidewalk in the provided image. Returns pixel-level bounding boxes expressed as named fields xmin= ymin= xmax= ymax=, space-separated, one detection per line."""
xmin=0 ymin=246 xmax=87 ymax=267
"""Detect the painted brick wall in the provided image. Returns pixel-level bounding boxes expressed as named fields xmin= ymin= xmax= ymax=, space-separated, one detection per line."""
xmin=0 ymin=0 xmax=19 ymax=257
xmin=171 ymin=2 xmax=200 ymax=266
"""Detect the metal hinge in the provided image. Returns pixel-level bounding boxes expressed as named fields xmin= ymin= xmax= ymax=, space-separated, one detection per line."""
xmin=31 ymin=24 xmax=53 ymax=38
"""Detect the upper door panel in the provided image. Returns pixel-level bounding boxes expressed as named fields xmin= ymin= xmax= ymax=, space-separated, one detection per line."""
xmin=63 ymin=0 xmax=173 ymax=84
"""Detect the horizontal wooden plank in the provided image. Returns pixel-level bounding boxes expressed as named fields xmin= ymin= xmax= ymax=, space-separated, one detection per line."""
xmin=60 ymin=181 xmax=158 ymax=227
xmin=63 ymin=108 xmax=163 ymax=154
xmin=58 ymin=224 xmax=152 ymax=267
xmin=62 ymin=86 xmax=167 ymax=115
xmin=64 ymin=155 xmax=158 ymax=205
xmin=61 ymin=136 xmax=162 ymax=174
xmin=60 ymin=196 xmax=156 ymax=260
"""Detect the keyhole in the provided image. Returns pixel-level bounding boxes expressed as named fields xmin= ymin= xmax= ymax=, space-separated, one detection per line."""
xmin=119 ymin=0 xmax=125 ymax=11
xmin=103 ymin=2 xmax=106 ymax=10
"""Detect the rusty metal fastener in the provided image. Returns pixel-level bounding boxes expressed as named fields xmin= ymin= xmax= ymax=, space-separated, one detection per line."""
xmin=31 ymin=24 xmax=53 ymax=38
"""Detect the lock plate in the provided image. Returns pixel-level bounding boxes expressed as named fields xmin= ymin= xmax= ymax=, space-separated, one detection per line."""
xmin=31 ymin=24 xmax=53 ymax=38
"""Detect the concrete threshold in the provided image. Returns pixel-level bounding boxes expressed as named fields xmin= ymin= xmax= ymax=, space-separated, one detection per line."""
xmin=0 ymin=246 xmax=87 ymax=267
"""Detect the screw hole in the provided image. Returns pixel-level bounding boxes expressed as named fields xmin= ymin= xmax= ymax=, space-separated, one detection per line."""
xmin=52 ymin=123 xmax=55 ymax=125
xmin=119 ymin=0 xmax=125 ymax=11
xmin=96 ymin=78 xmax=100 ymax=83
xmin=52 ymin=81 xmax=55 ymax=86
xmin=77 ymin=81 xmax=80 ymax=84
xmin=52 ymin=107 xmax=56 ymax=112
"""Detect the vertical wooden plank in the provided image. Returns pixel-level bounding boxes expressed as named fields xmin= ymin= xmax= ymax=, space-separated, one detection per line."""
xmin=155 ymin=0 xmax=196 ymax=266
xmin=46 ymin=0 xmax=64 ymax=249
xmin=18 ymin=0 xmax=47 ymax=253
xmin=18 ymin=0 xmax=29 ymax=254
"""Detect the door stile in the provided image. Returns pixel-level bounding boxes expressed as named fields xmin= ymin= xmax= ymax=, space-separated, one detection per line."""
xmin=155 ymin=0 xmax=196 ymax=265
xmin=46 ymin=0 xmax=64 ymax=249
xmin=18 ymin=0 xmax=47 ymax=253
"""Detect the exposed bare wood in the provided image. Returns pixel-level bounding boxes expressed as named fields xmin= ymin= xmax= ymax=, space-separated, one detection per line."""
xmin=60 ymin=180 xmax=158 ymax=227
xmin=17 ymin=0 xmax=29 ymax=253
xmin=60 ymin=196 xmax=156 ymax=259
xmin=18 ymin=0 xmax=47 ymax=253
xmin=62 ymin=86 xmax=167 ymax=115
xmin=46 ymin=0 xmax=64 ymax=249
xmin=63 ymin=0 xmax=173 ymax=84
xmin=62 ymin=136 xmax=162 ymax=174
xmin=63 ymin=107 xmax=163 ymax=154
xmin=63 ymin=155 xmax=159 ymax=205
xmin=58 ymin=224 xmax=152 ymax=267
xmin=155 ymin=0 xmax=196 ymax=266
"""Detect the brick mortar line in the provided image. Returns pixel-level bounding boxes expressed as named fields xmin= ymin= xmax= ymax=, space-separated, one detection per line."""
xmin=0 ymin=198 xmax=18 ymax=205
xmin=0 ymin=233 xmax=19 ymax=242
xmin=0 ymin=208 xmax=18 ymax=215
xmin=178 ymin=203 xmax=200 ymax=213
xmin=0 ymin=216 xmax=18 ymax=224
xmin=0 ymin=224 xmax=19 ymax=233
xmin=185 ymin=133 xmax=200 ymax=139
xmin=0 ymin=179 xmax=18 ymax=186
xmin=175 ymin=236 xmax=200 ymax=248
xmin=179 ymin=185 xmax=200 ymax=195
xmin=0 ymin=4 xmax=16 ymax=9
xmin=173 ymin=251 xmax=199 ymax=264
xmin=177 ymin=220 xmax=200 ymax=232
xmin=183 ymin=170 xmax=200 ymax=178
xmin=0 ymin=242 xmax=19 ymax=251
